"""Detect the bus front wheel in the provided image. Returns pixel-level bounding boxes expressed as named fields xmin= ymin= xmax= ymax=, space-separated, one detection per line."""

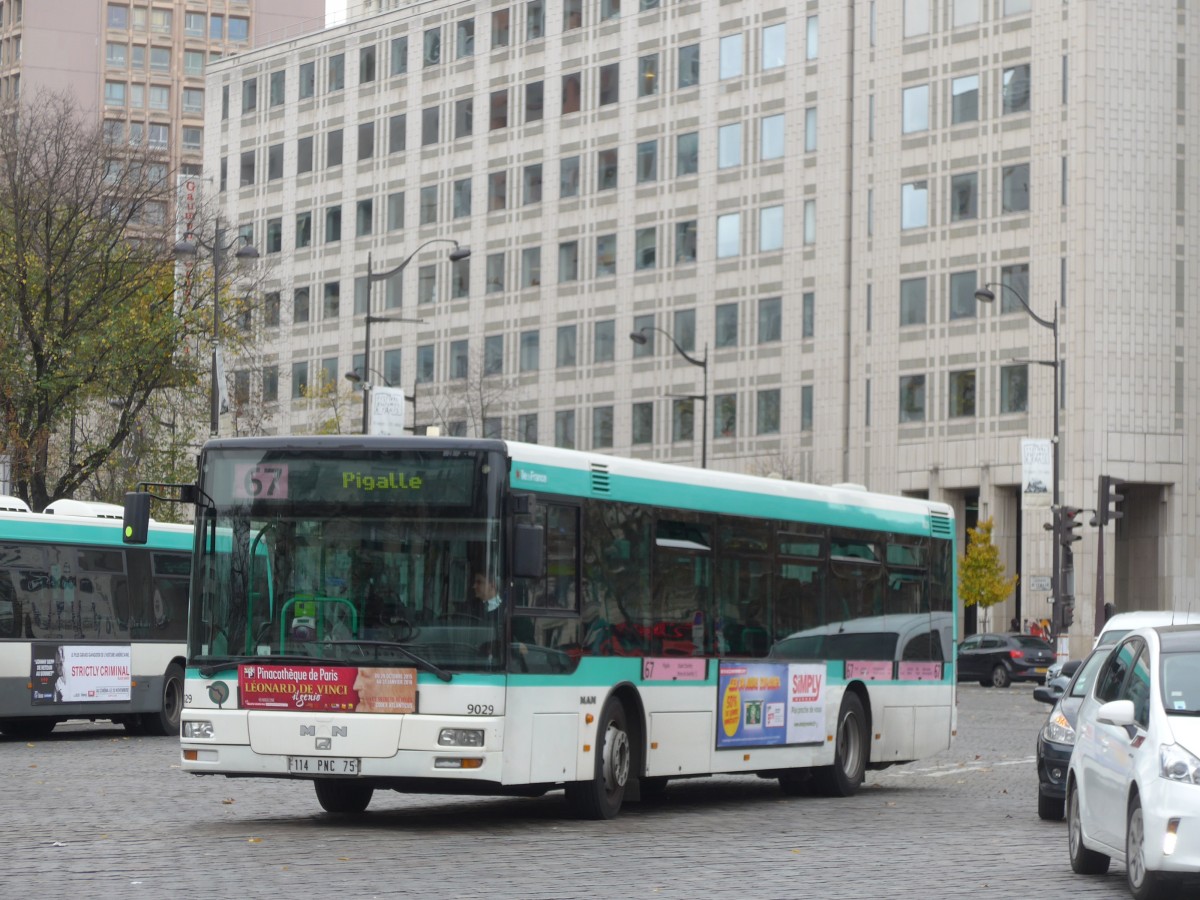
xmin=141 ymin=663 xmax=185 ymax=736
xmin=314 ymin=779 xmax=374 ymax=814
xmin=812 ymin=692 xmax=868 ymax=797
xmin=565 ymin=696 xmax=630 ymax=820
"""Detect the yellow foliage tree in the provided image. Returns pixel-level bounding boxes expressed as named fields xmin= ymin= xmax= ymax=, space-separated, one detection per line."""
xmin=957 ymin=517 xmax=1019 ymax=632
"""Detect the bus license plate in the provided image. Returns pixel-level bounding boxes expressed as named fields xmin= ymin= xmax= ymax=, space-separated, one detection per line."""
xmin=287 ymin=756 xmax=360 ymax=776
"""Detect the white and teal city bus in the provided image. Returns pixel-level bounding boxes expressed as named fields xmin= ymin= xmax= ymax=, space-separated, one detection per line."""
xmin=123 ymin=437 xmax=956 ymax=818
xmin=0 ymin=500 xmax=192 ymax=737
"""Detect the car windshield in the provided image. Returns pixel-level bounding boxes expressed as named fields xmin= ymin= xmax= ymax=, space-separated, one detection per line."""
xmin=1069 ymin=649 xmax=1109 ymax=698
xmin=1160 ymin=650 xmax=1200 ymax=714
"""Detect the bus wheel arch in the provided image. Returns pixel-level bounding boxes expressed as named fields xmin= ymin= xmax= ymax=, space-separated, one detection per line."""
xmin=812 ymin=685 xmax=869 ymax=797
xmin=141 ymin=659 xmax=186 ymax=736
xmin=565 ymin=685 xmax=639 ymax=819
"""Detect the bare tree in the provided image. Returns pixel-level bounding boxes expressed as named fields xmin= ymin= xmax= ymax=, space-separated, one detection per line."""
xmin=423 ymin=346 xmax=520 ymax=437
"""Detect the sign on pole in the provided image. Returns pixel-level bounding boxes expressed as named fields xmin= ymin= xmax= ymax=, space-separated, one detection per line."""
xmin=368 ymin=386 xmax=407 ymax=435
xmin=1020 ymin=438 xmax=1052 ymax=509
xmin=1027 ymin=575 xmax=1052 ymax=592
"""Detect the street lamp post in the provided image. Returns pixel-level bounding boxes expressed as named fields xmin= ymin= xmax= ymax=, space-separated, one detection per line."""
xmin=975 ymin=281 xmax=1061 ymax=626
xmin=359 ymin=240 xmax=470 ymax=435
xmin=629 ymin=325 xmax=708 ymax=468
xmin=174 ymin=221 xmax=259 ymax=436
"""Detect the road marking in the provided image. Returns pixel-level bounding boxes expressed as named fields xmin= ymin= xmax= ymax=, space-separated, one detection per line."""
xmin=878 ymin=755 xmax=1037 ymax=779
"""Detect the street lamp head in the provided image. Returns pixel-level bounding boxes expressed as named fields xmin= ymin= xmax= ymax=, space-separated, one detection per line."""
xmin=974 ymin=287 xmax=996 ymax=304
xmin=629 ymin=330 xmax=649 ymax=345
xmin=173 ymin=236 xmax=198 ymax=257
xmin=448 ymin=245 xmax=472 ymax=262
xmin=344 ymin=370 xmax=364 ymax=384
xmin=235 ymin=243 xmax=260 ymax=261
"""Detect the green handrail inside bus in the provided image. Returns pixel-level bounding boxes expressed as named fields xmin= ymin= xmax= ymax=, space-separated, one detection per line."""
xmin=279 ymin=594 xmax=359 ymax=647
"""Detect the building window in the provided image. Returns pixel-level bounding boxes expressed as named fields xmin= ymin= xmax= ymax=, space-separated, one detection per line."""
xmin=632 ymin=402 xmax=653 ymax=445
xmin=564 ymin=0 xmax=583 ymax=30
xmin=676 ymin=132 xmax=699 ymax=176
xmin=486 ymin=253 xmax=505 ymax=293
xmin=492 ymin=10 xmax=510 ymax=48
xmin=562 ymin=72 xmax=582 ymax=114
xmin=672 ymin=398 xmax=695 ymax=444
xmin=356 ymin=199 xmax=373 ymax=237
xmin=489 ymin=89 xmax=508 ymax=130
xmin=714 ymin=394 xmax=736 ymax=438
xmin=592 ymin=406 xmax=613 ymax=449
xmin=636 ymin=140 xmax=657 ymax=183
xmin=899 ymin=375 xmax=925 ymax=423
xmin=717 ymin=213 xmax=740 ymax=258
xmin=678 ymin=44 xmax=699 ymax=88
xmin=456 ymin=19 xmax=475 ymax=58
xmin=555 ymin=410 xmax=575 ymax=448
xmin=719 ymin=33 xmax=743 ymax=80
xmin=424 ymin=28 xmax=441 ymax=66
xmin=323 ymin=282 xmax=340 ymax=319
xmin=527 ymin=0 xmax=545 ymax=40
xmin=804 ymin=200 xmax=817 ymax=245
xmin=900 ymin=277 xmax=927 ymax=326
xmin=761 ymin=114 xmax=785 ymax=160
xmin=556 ymin=325 xmax=577 ymax=367
xmin=598 ymin=63 xmax=619 ymax=105
xmin=453 ymin=178 xmax=472 ymax=218
xmin=952 ymin=74 xmax=979 ymax=124
xmin=451 ymin=256 xmax=470 ymax=299
xmin=391 ymin=37 xmax=409 ymax=75
xmin=901 ymin=181 xmax=928 ymax=229
xmin=756 ymin=390 xmax=781 ymax=435
xmin=522 ymin=164 xmax=543 ymax=205
xmin=416 ymin=345 xmax=434 ymax=383
xmin=1000 ymin=364 xmax=1028 ymax=414
xmin=638 ymin=54 xmax=659 ymax=97
xmin=596 ymin=148 xmax=618 ymax=191
xmin=327 ymin=129 xmax=343 ymax=167
xmin=805 ymin=108 xmax=817 ymax=152
xmin=762 ymin=23 xmax=786 ymax=70
xmin=759 ymin=205 xmax=783 ymax=252
xmin=386 ymin=192 xmax=404 ymax=230
xmin=484 ymin=335 xmax=504 ymax=374
xmin=357 ymin=122 xmax=374 ymax=161
xmin=758 ymin=297 xmax=782 ymax=343
xmin=949 ymin=171 xmax=978 ymax=221
xmin=422 ymin=106 xmax=440 ymax=145
xmin=293 ymin=287 xmax=310 ymax=324
xmin=1003 ymin=64 xmax=1031 ymax=114
xmin=634 ymin=228 xmax=656 ymax=270
xmin=291 ymin=361 xmax=308 ymax=399
xmin=558 ymin=241 xmax=579 ymax=282
xmin=1002 ymin=163 xmax=1030 ymax=212
xmin=328 ymin=54 xmax=345 ymax=91
xmin=420 ymin=185 xmax=438 ymax=225
xmin=299 ymin=62 xmax=315 ymax=99
xmin=324 ymin=206 xmax=341 ymax=243
xmin=949 ymin=271 xmax=977 ymax=320
xmin=295 ymin=211 xmax=312 ymax=248
xmin=526 ymin=81 xmax=544 ymax=122
xmin=389 ymin=113 xmax=407 ymax=153
xmin=520 ymin=330 xmax=540 ymax=371
xmin=802 ymin=292 xmax=815 ymax=338
xmin=954 ymin=0 xmax=981 ymax=26
xmin=417 ymin=265 xmax=436 ymax=304
xmin=596 ymin=234 xmax=617 ymax=277
xmin=560 ymin=155 xmax=580 ymax=198
xmin=1000 ymin=263 xmax=1030 ymax=314
xmin=806 ymin=15 xmax=819 ymax=58
xmin=902 ymin=84 xmax=929 ymax=133
xmin=521 ymin=247 xmax=541 ymax=287
xmin=718 ymin=122 xmax=742 ymax=169
xmin=600 ymin=0 xmax=620 ymax=21
xmin=518 ymin=414 xmax=538 ymax=443
xmin=594 ymin=320 xmax=615 ymax=363
xmin=182 ymin=126 xmax=202 ymax=152
xmin=676 ymin=220 xmax=697 ymax=264
xmin=714 ymin=304 xmax=738 ymax=349
xmin=449 ymin=340 xmax=469 ymax=379
xmin=949 ymin=370 xmax=976 ymax=417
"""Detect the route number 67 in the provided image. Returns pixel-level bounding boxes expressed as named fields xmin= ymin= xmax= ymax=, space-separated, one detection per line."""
xmin=233 ymin=463 xmax=290 ymax=500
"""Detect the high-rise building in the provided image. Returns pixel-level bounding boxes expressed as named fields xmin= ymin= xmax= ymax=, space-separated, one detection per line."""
xmin=0 ymin=0 xmax=325 ymax=185
xmin=207 ymin=0 xmax=1200 ymax=654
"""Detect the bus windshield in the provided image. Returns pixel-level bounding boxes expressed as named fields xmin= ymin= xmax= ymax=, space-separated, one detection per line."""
xmin=193 ymin=446 xmax=507 ymax=673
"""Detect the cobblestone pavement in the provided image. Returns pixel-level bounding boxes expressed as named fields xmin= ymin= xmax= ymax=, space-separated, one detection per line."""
xmin=1 ymin=684 xmax=1135 ymax=900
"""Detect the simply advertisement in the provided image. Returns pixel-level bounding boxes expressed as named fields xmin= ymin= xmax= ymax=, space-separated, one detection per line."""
xmin=717 ymin=661 xmax=826 ymax=748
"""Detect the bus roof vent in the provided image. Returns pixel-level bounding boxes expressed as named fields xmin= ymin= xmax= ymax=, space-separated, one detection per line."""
xmin=590 ymin=463 xmax=611 ymax=494
xmin=43 ymin=499 xmax=125 ymax=519
xmin=930 ymin=511 xmax=953 ymax=538
xmin=0 ymin=495 xmax=31 ymax=513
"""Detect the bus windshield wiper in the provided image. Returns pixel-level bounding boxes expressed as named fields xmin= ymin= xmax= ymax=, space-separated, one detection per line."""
xmin=318 ymin=640 xmax=454 ymax=682
xmin=196 ymin=654 xmax=326 ymax=677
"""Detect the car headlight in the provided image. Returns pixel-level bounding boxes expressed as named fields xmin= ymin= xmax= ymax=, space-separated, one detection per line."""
xmin=1160 ymin=743 xmax=1200 ymax=785
xmin=1042 ymin=710 xmax=1076 ymax=745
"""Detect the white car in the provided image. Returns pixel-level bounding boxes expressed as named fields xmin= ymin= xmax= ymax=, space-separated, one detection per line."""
xmin=1067 ymin=625 xmax=1200 ymax=898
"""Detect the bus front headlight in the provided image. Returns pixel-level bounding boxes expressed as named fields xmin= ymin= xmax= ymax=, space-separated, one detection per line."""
xmin=438 ymin=728 xmax=484 ymax=747
xmin=182 ymin=720 xmax=214 ymax=739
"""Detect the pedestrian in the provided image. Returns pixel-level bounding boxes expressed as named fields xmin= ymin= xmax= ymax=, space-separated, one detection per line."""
xmin=1030 ymin=619 xmax=1043 ymax=638
xmin=1009 ymin=616 xmax=1020 ymax=633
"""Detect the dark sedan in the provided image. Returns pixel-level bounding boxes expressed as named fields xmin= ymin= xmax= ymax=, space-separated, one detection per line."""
xmin=1031 ymin=646 xmax=1109 ymax=820
xmin=957 ymin=632 xmax=1056 ymax=687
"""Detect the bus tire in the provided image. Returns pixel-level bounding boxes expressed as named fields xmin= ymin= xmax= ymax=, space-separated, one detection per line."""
xmin=142 ymin=663 xmax=185 ymax=736
xmin=0 ymin=717 xmax=57 ymax=738
xmin=564 ymin=696 xmax=630 ymax=819
xmin=812 ymin=692 xmax=867 ymax=797
xmin=314 ymin=779 xmax=374 ymax=814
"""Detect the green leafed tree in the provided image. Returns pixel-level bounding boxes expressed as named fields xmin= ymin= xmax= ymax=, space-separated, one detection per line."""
xmin=0 ymin=91 xmax=253 ymax=510
xmin=957 ymin=517 xmax=1019 ymax=632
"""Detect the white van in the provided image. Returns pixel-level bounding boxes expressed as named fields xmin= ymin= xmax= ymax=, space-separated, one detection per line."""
xmin=1095 ymin=610 xmax=1200 ymax=649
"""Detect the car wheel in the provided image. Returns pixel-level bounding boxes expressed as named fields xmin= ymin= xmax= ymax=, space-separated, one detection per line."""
xmin=1067 ymin=782 xmax=1110 ymax=875
xmin=1037 ymin=790 xmax=1064 ymax=821
xmin=991 ymin=664 xmax=1011 ymax=688
xmin=1127 ymin=793 xmax=1168 ymax=899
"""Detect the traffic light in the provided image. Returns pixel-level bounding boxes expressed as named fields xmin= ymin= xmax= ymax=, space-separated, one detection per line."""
xmin=1096 ymin=475 xmax=1126 ymax=527
xmin=1059 ymin=595 xmax=1075 ymax=631
xmin=1057 ymin=506 xmax=1083 ymax=547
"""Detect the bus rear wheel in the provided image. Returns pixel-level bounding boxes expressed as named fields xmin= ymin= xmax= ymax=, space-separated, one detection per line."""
xmin=141 ymin=663 xmax=185 ymax=736
xmin=314 ymin=779 xmax=374 ymax=814
xmin=812 ymin=692 xmax=867 ymax=797
xmin=565 ymin=696 xmax=630 ymax=819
